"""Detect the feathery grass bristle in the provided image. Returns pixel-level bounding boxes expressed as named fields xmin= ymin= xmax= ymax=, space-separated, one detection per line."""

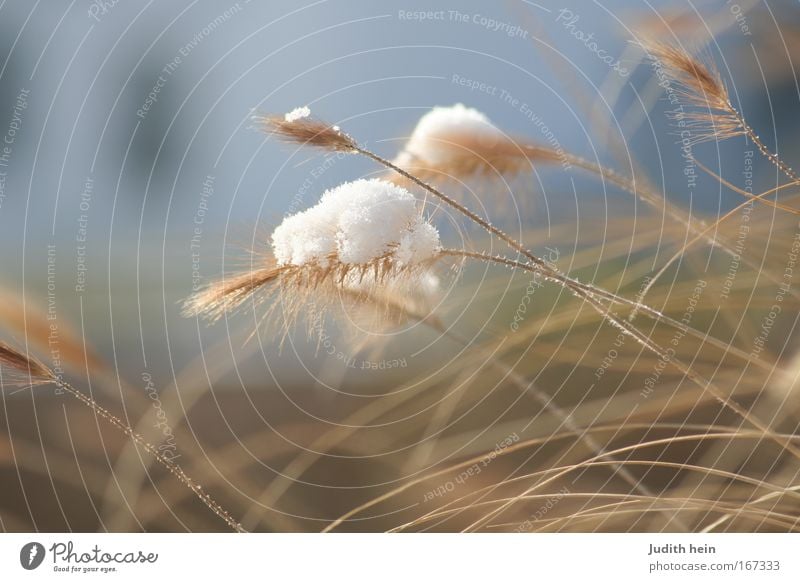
xmin=0 ymin=341 xmax=55 ymax=386
xmin=183 ymin=263 xmax=287 ymax=321
xmin=185 ymin=255 xmax=440 ymax=334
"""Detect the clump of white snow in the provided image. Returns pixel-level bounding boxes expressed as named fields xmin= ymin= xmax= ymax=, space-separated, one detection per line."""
xmin=271 ymin=179 xmax=440 ymax=268
xmin=395 ymin=221 xmax=440 ymax=266
xmin=401 ymin=103 xmax=503 ymax=164
xmin=284 ymin=106 xmax=311 ymax=122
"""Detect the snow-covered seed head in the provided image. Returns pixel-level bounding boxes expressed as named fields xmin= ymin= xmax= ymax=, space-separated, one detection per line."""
xmin=272 ymin=178 xmax=440 ymax=269
xmin=184 ymin=179 xmax=442 ymax=325
xmin=394 ymin=104 xmax=529 ymax=178
xmin=403 ymin=104 xmax=500 ymax=164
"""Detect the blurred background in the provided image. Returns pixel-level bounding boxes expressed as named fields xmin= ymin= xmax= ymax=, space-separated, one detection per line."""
xmin=2 ymin=0 xmax=800 ymax=532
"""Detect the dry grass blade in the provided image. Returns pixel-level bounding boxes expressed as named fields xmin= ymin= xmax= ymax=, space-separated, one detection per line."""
xmin=631 ymin=178 xmax=800 ymax=321
xmin=695 ymin=159 xmax=800 ymax=215
xmin=324 ymin=427 xmax=798 ymax=532
xmin=439 ymin=249 xmax=773 ymax=374
xmin=702 ymin=483 xmax=800 ymax=532
xmin=398 ymin=494 xmax=800 ymax=533
xmin=529 ymin=499 xmax=800 ymax=533
xmin=460 ymin=431 xmax=800 ymax=532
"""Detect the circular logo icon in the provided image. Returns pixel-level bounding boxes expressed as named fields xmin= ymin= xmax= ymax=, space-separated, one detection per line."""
xmin=19 ymin=542 xmax=45 ymax=570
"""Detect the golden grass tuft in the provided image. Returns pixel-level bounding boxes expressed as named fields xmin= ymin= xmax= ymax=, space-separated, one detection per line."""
xmin=185 ymin=251 xmax=441 ymax=336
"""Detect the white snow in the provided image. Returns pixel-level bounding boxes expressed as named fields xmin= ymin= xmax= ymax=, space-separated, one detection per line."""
xmin=395 ymin=221 xmax=440 ymax=266
xmin=284 ymin=106 xmax=311 ymax=122
xmin=402 ymin=103 xmax=502 ymax=164
xmin=271 ymin=179 xmax=440 ymax=268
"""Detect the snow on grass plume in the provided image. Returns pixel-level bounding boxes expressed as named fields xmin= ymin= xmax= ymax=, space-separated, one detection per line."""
xmin=401 ymin=103 xmax=503 ymax=165
xmin=284 ymin=106 xmax=311 ymax=122
xmin=184 ymin=179 xmax=442 ymax=323
xmin=392 ymin=104 xmax=532 ymax=179
xmin=272 ymin=178 xmax=440 ymax=268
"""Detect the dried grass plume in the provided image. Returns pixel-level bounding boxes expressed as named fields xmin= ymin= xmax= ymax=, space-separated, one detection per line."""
xmin=252 ymin=108 xmax=356 ymax=152
xmin=642 ymin=40 xmax=743 ymax=144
